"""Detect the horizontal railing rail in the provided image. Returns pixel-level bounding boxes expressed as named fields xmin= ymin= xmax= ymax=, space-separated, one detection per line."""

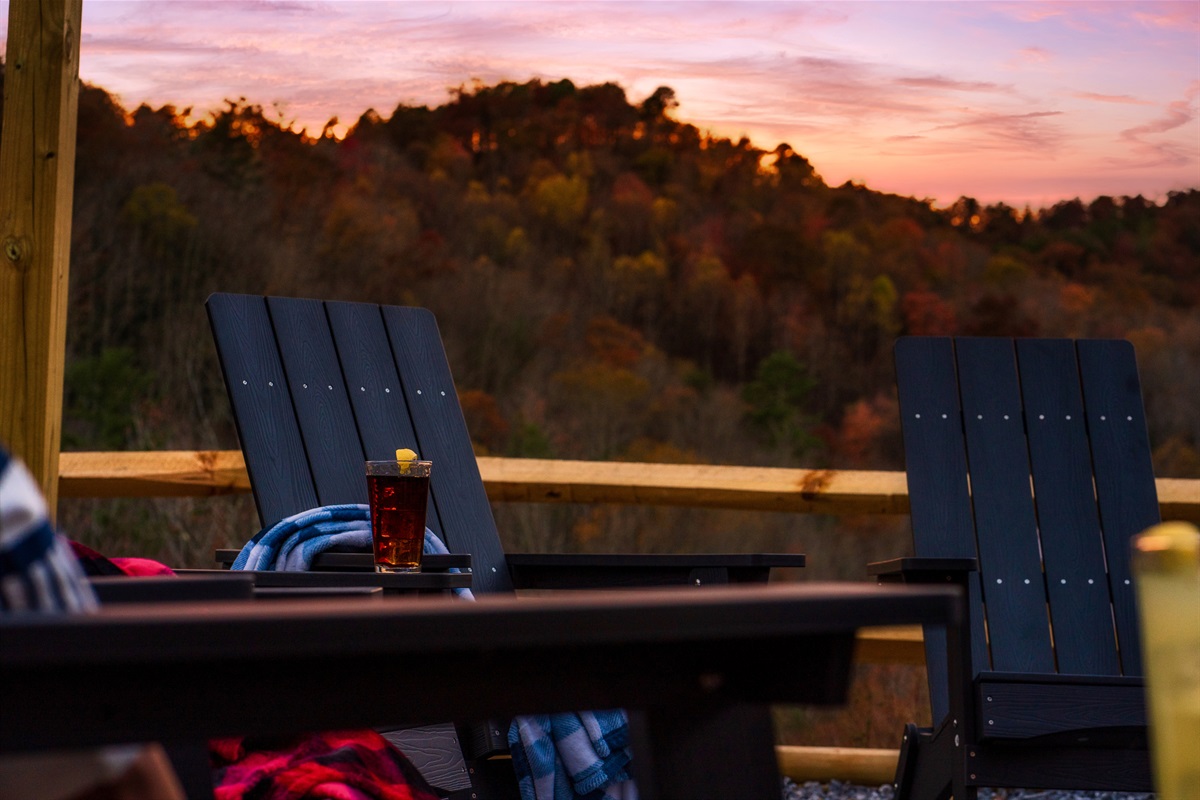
xmin=59 ymin=450 xmax=1200 ymax=521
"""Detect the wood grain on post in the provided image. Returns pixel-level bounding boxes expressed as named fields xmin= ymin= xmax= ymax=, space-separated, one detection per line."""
xmin=0 ymin=0 xmax=83 ymax=515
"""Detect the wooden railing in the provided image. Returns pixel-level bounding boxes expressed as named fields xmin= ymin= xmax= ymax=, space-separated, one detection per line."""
xmin=56 ymin=450 xmax=1200 ymax=784
xmin=59 ymin=450 xmax=1200 ymax=520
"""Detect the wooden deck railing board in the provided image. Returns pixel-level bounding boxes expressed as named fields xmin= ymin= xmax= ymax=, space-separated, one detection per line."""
xmin=776 ymin=745 xmax=900 ymax=785
xmin=58 ymin=450 xmax=251 ymax=496
xmin=854 ymin=625 xmax=925 ymax=665
xmin=1157 ymin=477 xmax=1200 ymax=522
xmin=58 ymin=451 xmax=1199 ymax=523
xmin=478 ymin=457 xmax=912 ymax=514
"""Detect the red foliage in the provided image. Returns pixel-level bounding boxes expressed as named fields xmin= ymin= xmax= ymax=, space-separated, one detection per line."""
xmin=611 ymin=172 xmax=654 ymax=207
xmin=901 ymin=289 xmax=958 ymax=335
xmin=832 ymin=395 xmax=900 ymax=468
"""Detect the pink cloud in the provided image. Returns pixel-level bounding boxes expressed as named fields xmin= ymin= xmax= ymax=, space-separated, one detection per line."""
xmin=1118 ymin=102 xmax=1195 ymax=167
xmin=1133 ymin=8 xmax=1200 ymax=32
xmin=895 ymin=76 xmax=1011 ymax=93
xmin=1003 ymin=4 xmax=1066 ymax=24
xmin=1116 ymin=90 xmax=1199 ymax=168
xmin=928 ymin=111 xmax=1066 ymax=151
xmin=1018 ymin=46 xmax=1053 ymax=63
xmin=1074 ymin=92 xmax=1156 ymax=106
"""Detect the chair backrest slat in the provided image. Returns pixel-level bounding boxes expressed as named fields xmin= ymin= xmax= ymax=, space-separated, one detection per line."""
xmin=208 ymin=294 xmax=318 ymax=527
xmin=894 ymin=337 xmax=991 ymax=721
xmin=895 ymin=338 xmax=977 ymax=559
xmin=1077 ymin=340 xmax=1159 ymax=676
xmin=955 ymin=338 xmax=1055 ymax=673
xmin=266 ymin=296 xmax=368 ymax=510
xmin=381 ymin=306 xmax=513 ymax=594
xmin=324 ymin=301 xmax=446 ymax=540
xmin=1017 ymin=338 xmax=1121 ymax=675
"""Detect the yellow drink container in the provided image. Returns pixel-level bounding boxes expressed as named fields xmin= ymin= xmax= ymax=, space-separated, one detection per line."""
xmin=1133 ymin=521 xmax=1200 ymax=800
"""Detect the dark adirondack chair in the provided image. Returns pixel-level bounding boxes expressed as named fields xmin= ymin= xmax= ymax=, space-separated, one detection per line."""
xmin=872 ymin=337 xmax=1159 ymax=800
xmin=206 ymin=292 xmax=806 ymax=798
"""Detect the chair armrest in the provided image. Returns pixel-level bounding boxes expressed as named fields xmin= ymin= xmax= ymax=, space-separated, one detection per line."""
xmin=213 ymin=549 xmax=471 ymax=572
xmin=867 ymin=557 xmax=978 ymax=584
xmin=505 ymin=553 xmax=805 ymax=590
xmin=90 ymin=574 xmax=256 ymax=604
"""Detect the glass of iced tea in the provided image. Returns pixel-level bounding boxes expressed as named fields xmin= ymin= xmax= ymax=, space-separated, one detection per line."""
xmin=365 ymin=455 xmax=431 ymax=573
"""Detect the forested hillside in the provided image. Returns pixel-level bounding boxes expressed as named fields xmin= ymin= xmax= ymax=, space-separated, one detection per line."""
xmin=3 ymin=68 xmax=1197 ymax=569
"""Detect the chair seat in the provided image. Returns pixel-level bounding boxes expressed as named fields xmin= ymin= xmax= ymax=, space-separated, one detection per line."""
xmin=975 ymin=672 xmax=1145 ymax=743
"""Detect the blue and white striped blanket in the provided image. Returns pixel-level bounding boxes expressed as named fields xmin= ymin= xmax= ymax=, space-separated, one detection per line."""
xmin=231 ymin=503 xmax=372 ymax=572
xmin=0 ymin=445 xmax=97 ymax=612
xmin=230 ymin=503 xmax=474 ymax=599
xmin=231 ymin=504 xmax=636 ymax=799
xmin=509 ymin=711 xmax=637 ymax=800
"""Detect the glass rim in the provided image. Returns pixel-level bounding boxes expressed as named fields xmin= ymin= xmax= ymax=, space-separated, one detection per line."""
xmin=365 ymin=459 xmax=432 ymax=476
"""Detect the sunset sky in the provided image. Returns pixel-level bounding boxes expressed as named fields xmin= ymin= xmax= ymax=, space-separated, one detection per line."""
xmin=3 ymin=1 xmax=1198 ymax=208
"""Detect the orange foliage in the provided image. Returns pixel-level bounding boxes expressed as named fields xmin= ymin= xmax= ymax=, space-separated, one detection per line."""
xmin=1153 ymin=437 xmax=1200 ymax=478
xmin=611 ymin=172 xmax=654 ymax=207
xmin=1059 ymin=282 xmax=1096 ymax=315
xmin=1126 ymin=325 xmax=1169 ymax=358
xmin=622 ymin=438 xmax=703 ymax=464
xmin=538 ymin=312 xmax=572 ymax=345
xmin=585 ymin=316 xmax=647 ymax=368
xmin=458 ymin=389 xmax=510 ymax=454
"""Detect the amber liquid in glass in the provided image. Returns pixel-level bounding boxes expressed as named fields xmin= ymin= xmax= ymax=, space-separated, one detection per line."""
xmin=367 ymin=472 xmax=429 ymax=572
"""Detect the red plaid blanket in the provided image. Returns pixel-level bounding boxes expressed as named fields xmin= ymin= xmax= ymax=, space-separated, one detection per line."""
xmin=66 ymin=541 xmax=439 ymax=799
xmin=211 ymin=731 xmax=439 ymax=800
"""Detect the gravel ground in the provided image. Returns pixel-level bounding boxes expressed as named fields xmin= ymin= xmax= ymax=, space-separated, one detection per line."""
xmin=781 ymin=778 xmax=1155 ymax=800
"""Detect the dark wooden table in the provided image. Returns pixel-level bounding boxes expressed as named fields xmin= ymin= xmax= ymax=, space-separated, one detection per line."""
xmin=0 ymin=582 xmax=960 ymax=800
xmin=189 ymin=551 xmax=474 ymax=596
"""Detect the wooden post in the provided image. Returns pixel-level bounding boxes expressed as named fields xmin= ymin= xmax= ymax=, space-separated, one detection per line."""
xmin=0 ymin=0 xmax=83 ymax=516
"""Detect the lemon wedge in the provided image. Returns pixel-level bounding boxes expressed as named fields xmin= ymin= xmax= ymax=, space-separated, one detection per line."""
xmin=1136 ymin=522 xmax=1199 ymax=573
xmin=396 ymin=448 xmax=418 ymax=474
